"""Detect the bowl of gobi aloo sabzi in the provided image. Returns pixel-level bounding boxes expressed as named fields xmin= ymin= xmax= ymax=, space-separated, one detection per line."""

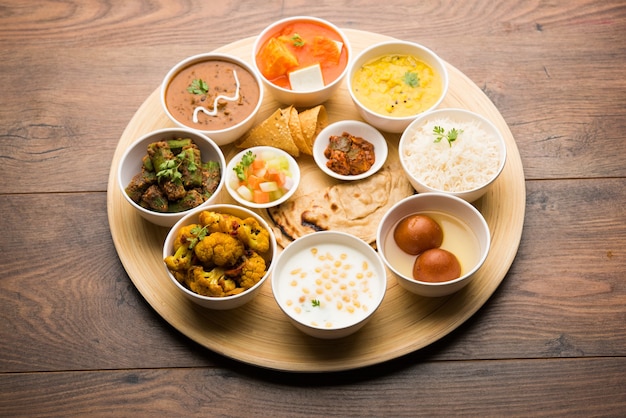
xmin=163 ymin=204 xmax=277 ymax=310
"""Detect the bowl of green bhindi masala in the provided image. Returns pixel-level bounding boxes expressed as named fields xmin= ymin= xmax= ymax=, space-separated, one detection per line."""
xmin=118 ymin=128 xmax=226 ymax=227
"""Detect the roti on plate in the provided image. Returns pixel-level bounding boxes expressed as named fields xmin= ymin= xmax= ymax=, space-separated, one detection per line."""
xmin=268 ymin=160 xmax=414 ymax=247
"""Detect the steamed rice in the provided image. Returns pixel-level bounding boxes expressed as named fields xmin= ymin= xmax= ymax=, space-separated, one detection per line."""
xmin=402 ymin=117 xmax=502 ymax=192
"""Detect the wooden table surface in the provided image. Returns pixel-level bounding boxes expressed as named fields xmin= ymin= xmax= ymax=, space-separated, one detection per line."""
xmin=1 ymin=0 xmax=625 ymax=416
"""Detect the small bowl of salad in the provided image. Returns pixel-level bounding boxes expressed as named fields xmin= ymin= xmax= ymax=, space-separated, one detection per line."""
xmin=225 ymin=146 xmax=300 ymax=209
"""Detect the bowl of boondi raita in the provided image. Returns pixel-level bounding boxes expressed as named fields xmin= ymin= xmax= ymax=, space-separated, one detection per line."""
xmin=271 ymin=231 xmax=387 ymax=339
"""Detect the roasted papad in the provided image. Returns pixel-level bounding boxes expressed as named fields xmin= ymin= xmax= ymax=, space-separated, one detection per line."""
xmin=236 ymin=105 xmax=327 ymax=157
xmin=268 ymin=160 xmax=414 ymax=247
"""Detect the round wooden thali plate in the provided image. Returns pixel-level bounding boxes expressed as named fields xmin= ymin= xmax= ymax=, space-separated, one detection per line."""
xmin=107 ymin=29 xmax=525 ymax=372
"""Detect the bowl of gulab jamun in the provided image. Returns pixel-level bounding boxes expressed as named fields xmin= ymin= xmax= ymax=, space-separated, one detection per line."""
xmin=376 ymin=193 xmax=490 ymax=297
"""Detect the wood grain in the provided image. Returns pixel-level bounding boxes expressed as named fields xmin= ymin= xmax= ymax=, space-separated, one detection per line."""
xmin=2 ymin=0 xmax=626 ymax=415
xmin=1 ymin=358 xmax=624 ymax=416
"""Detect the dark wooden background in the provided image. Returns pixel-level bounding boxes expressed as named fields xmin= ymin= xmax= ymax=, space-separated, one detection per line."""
xmin=1 ymin=0 xmax=625 ymax=416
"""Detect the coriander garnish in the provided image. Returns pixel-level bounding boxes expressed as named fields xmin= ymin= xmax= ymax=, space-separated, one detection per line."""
xmin=433 ymin=126 xmax=462 ymax=147
xmin=402 ymin=71 xmax=420 ymax=88
xmin=311 ymin=299 xmax=321 ymax=307
xmin=187 ymin=78 xmax=209 ymax=95
xmin=156 ymin=159 xmax=183 ymax=183
xmin=156 ymin=149 xmax=197 ymax=183
xmin=187 ymin=225 xmax=209 ymax=249
xmin=233 ymin=150 xmax=256 ymax=181
xmin=291 ymin=33 xmax=305 ymax=47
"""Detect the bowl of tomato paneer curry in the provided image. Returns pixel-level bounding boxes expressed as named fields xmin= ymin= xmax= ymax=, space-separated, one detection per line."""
xmin=252 ymin=16 xmax=351 ymax=107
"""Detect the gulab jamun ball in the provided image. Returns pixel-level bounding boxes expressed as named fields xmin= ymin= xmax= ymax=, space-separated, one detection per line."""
xmin=393 ymin=214 xmax=443 ymax=255
xmin=413 ymin=248 xmax=461 ymax=283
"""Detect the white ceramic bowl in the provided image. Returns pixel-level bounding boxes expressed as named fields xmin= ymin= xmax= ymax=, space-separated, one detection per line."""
xmin=252 ymin=16 xmax=351 ymax=107
xmin=376 ymin=193 xmax=490 ymax=297
xmin=399 ymin=108 xmax=507 ymax=202
xmin=160 ymin=53 xmax=264 ymax=146
xmin=347 ymin=40 xmax=449 ymax=133
xmin=313 ymin=120 xmax=388 ymax=181
xmin=225 ymin=146 xmax=300 ymax=209
xmin=118 ymin=128 xmax=226 ymax=228
xmin=271 ymin=231 xmax=387 ymax=339
xmin=163 ymin=204 xmax=277 ymax=310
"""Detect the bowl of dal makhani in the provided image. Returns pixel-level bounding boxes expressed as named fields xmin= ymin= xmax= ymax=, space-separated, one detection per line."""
xmin=161 ymin=53 xmax=264 ymax=146
xmin=399 ymin=108 xmax=507 ymax=202
xmin=347 ymin=41 xmax=449 ymax=133
xmin=252 ymin=16 xmax=351 ymax=107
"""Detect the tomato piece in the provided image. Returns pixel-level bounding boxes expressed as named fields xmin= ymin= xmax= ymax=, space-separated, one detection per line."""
xmin=246 ymin=174 xmax=264 ymax=191
xmin=253 ymin=190 xmax=270 ymax=204
xmin=266 ymin=168 xmax=286 ymax=187
xmin=251 ymin=158 xmax=266 ymax=171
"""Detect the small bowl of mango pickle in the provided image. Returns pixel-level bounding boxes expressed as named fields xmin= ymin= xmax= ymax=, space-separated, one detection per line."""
xmin=313 ymin=120 xmax=388 ymax=181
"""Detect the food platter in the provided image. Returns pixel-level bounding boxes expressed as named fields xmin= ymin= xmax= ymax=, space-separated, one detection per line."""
xmin=107 ymin=29 xmax=525 ymax=372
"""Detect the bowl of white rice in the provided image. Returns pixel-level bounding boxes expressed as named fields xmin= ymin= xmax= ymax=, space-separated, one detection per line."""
xmin=399 ymin=108 xmax=506 ymax=202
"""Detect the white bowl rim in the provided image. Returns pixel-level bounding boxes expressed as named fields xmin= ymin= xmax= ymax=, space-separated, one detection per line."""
xmin=160 ymin=52 xmax=264 ymax=135
xmin=225 ymin=145 xmax=301 ymax=209
xmin=376 ymin=192 xmax=491 ymax=287
xmin=117 ymin=127 xmax=226 ymax=222
xmin=398 ymin=107 xmax=507 ymax=196
xmin=271 ymin=230 xmax=387 ymax=331
xmin=313 ymin=120 xmax=388 ymax=181
xmin=162 ymin=204 xmax=276 ymax=302
xmin=251 ymin=15 xmax=352 ymax=94
xmin=347 ymin=40 xmax=449 ymax=121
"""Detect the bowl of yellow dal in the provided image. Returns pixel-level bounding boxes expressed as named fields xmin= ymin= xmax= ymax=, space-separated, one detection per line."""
xmin=347 ymin=41 xmax=449 ymax=133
